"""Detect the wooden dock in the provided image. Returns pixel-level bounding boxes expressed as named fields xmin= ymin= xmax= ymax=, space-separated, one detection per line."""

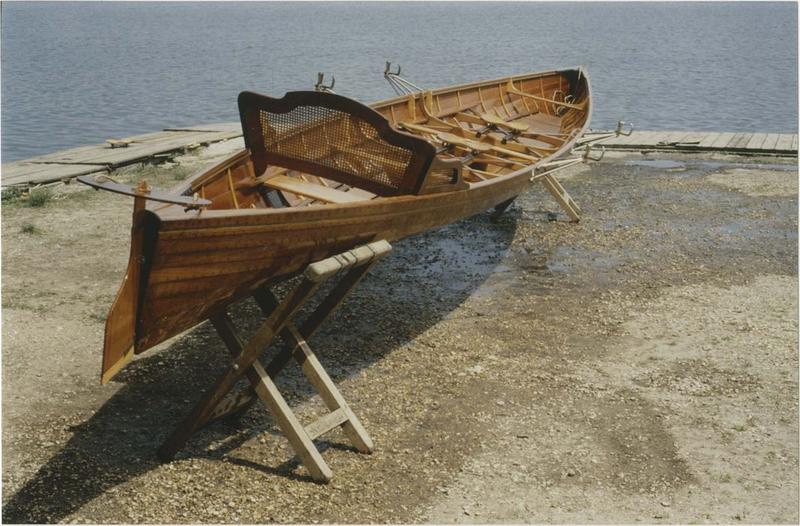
xmin=1 ymin=125 xmax=796 ymax=188
xmin=601 ymin=130 xmax=798 ymax=155
xmin=1 ymin=123 xmax=242 ymax=188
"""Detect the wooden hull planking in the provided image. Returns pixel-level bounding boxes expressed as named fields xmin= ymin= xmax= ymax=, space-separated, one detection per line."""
xmin=99 ymin=68 xmax=591 ymax=383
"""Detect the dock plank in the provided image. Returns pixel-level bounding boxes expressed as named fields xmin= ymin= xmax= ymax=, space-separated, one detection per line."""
xmin=680 ymin=132 xmax=706 ymax=145
xmin=624 ymin=131 xmax=658 ymax=145
xmin=626 ymin=131 xmax=665 ymax=146
xmin=597 ymin=128 xmax=796 ymax=155
xmin=745 ymin=133 xmax=768 ymax=151
xmin=605 ymin=131 xmax=641 ymax=146
xmin=653 ymin=131 xmax=676 ymax=144
xmin=1 ymin=162 xmax=107 ymax=186
xmin=761 ymin=134 xmax=781 ymax=151
xmin=729 ymin=133 xmax=754 ymax=149
xmin=611 ymin=131 xmax=647 ymax=146
xmin=31 ymin=130 xmax=241 ymax=167
xmin=164 ymin=122 xmax=242 ymax=134
xmin=725 ymin=132 xmax=747 ymax=149
xmin=710 ymin=132 xmax=737 ymax=148
xmin=2 ymin=126 xmax=242 ymax=187
xmin=775 ymin=134 xmax=796 ymax=152
xmin=697 ymin=133 xmax=723 ymax=148
xmin=655 ymin=131 xmax=682 ymax=145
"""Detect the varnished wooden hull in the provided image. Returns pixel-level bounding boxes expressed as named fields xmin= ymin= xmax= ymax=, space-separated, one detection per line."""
xmin=99 ymin=68 xmax=592 ymax=383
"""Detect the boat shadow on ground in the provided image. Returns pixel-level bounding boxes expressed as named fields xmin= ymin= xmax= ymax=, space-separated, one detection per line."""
xmin=2 ymin=210 xmax=522 ymax=523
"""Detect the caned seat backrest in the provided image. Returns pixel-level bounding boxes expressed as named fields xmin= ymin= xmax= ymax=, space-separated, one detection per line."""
xmin=238 ymin=91 xmax=436 ymax=196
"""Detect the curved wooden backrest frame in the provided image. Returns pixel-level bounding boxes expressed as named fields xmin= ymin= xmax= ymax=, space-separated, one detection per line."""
xmin=238 ymin=91 xmax=437 ymax=196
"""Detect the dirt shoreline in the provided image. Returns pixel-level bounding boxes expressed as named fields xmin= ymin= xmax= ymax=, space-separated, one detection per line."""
xmin=2 ymin=146 xmax=797 ymax=523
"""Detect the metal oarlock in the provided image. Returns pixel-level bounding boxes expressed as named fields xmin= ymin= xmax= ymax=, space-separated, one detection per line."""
xmin=383 ymin=62 xmax=423 ymax=96
xmin=615 ymin=120 xmax=634 ymax=136
xmin=314 ymin=72 xmax=336 ymax=93
xmin=384 ymin=61 xmax=401 ymax=77
xmin=578 ymin=120 xmax=635 ymax=146
xmin=582 ymin=143 xmax=606 ymax=162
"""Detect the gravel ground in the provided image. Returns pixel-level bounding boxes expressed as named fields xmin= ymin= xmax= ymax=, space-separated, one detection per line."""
xmin=2 ymin=147 xmax=797 ymax=523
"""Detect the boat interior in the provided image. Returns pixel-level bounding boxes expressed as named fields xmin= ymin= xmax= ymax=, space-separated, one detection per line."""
xmin=159 ymin=70 xmax=590 ymax=215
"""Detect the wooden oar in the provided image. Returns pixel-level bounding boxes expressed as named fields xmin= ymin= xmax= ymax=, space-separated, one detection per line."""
xmin=401 ymin=122 xmax=540 ymax=162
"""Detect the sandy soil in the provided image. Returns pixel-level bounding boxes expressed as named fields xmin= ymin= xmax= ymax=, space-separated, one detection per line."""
xmin=2 ymin=148 xmax=797 ymax=523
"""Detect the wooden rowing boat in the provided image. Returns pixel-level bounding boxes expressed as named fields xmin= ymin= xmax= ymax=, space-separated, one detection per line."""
xmin=82 ymin=67 xmax=592 ymax=383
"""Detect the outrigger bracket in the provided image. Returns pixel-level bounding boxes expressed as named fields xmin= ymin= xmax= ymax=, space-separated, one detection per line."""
xmin=383 ymin=62 xmax=423 ymax=96
xmin=314 ymin=72 xmax=336 ymax=93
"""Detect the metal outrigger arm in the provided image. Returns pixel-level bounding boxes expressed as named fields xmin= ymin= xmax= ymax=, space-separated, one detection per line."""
xmin=383 ymin=62 xmax=423 ymax=96
xmin=529 ymin=120 xmax=626 ymax=183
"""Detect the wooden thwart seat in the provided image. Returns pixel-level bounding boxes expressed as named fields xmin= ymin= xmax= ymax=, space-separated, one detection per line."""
xmin=259 ymin=174 xmax=370 ymax=204
xmin=158 ymin=241 xmax=392 ymax=482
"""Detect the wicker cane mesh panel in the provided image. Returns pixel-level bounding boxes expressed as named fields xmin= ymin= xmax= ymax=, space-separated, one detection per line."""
xmin=259 ymin=105 xmax=414 ymax=192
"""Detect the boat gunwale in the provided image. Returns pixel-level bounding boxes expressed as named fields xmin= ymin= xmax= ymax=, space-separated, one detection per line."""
xmin=155 ymin=67 xmax=592 ymax=227
xmin=369 ymin=66 xmax=587 ymax=109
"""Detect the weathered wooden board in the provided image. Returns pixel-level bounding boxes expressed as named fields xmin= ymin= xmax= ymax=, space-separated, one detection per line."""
xmin=603 ymin=130 xmax=797 ymax=155
xmin=745 ymin=133 xmax=768 ymax=151
xmin=2 ymin=127 xmax=243 ymax=187
xmin=164 ymin=122 xmax=242 ymax=134
xmin=697 ymin=132 xmax=723 ymax=148
xmin=762 ymin=133 xmax=781 ymax=151
xmin=725 ymin=132 xmax=748 ymax=149
xmin=729 ymin=133 xmax=754 ymax=149
xmin=1 ymin=162 xmax=107 ymax=187
xmin=711 ymin=132 xmax=738 ymax=148
xmin=682 ymin=132 xmax=707 ymax=144
xmin=31 ymin=130 xmax=241 ymax=166
xmin=775 ymin=134 xmax=795 ymax=152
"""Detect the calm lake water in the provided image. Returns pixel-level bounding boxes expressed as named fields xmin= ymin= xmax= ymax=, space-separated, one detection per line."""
xmin=2 ymin=2 xmax=797 ymax=162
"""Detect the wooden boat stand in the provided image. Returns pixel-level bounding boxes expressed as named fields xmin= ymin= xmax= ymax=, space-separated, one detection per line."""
xmin=157 ymin=240 xmax=393 ymax=483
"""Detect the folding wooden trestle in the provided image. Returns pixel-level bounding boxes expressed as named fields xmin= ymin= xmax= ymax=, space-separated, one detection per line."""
xmin=158 ymin=240 xmax=392 ymax=482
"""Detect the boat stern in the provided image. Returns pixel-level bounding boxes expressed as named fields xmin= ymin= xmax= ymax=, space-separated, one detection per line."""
xmin=100 ymin=203 xmax=160 ymax=384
